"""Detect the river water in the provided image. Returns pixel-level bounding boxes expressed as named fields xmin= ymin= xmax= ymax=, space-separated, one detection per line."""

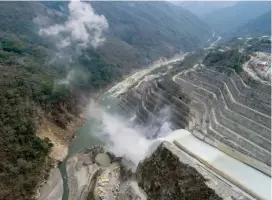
xmin=59 ymin=55 xmax=187 ymax=200
xmin=59 ymin=95 xmax=125 ymax=200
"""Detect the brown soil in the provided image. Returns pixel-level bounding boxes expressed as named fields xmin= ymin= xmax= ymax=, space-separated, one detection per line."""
xmin=36 ymin=115 xmax=85 ymax=162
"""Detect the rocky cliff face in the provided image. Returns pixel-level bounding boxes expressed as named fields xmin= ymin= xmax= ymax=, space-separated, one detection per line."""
xmin=136 ymin=142 xmax=222 ymax=200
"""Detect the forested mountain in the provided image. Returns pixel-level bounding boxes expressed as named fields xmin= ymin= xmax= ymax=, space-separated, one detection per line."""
xmin=234 ymin=11 xmax=271 ymax=37
xmin=203 ymin=1 xmax=271 ymax=35
xmin=95 ymin=2 xmax=211 ymax=54
xmin=45 ymin=1 xmax=212 ymax=59
xmin=173 ymin=1 xmax=236 ymax=17
xmin=0 ymin=2 xmax=211 ymax=200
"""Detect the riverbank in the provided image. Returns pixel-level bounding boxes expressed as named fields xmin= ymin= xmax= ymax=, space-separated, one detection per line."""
xmin=62 ymin=147 xmax=147 ymax=200
xmin=35 ymin=114 xmax=86 ymax=200
xmin=34 ymin=54 xmax=188 ymax=200
xmin=36 ymin=167 xmax=64 ymax=200
xmin=37 ymin=115 xmax=86 ymax=162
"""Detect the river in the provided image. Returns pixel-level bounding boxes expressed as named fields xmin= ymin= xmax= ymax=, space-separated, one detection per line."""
xmin=59 ymin=95 xmax=125 ymax=200
xmin=58 ymin=54 xmax=187 ymax=200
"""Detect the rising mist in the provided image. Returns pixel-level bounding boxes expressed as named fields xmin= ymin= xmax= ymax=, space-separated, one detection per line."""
xmin=87 ymin=101 xmax=174 ymax=168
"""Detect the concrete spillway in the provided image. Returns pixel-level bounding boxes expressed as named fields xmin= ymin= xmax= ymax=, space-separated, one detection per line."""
xmin=163 ymin=129 xmax=271 ymax=200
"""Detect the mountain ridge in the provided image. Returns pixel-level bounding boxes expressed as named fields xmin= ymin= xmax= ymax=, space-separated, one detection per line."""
xmin=234 ymin=11 xmax=271 ymax=37
xmin=202 ymin=1 xmax=271 ymax=35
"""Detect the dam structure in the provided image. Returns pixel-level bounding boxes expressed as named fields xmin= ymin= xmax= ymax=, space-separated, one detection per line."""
xmin=113 ymin=57 xmax=271 ymax=200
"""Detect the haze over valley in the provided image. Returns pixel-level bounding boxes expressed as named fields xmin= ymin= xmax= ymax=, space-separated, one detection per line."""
xmin=0 ymin=1 xmax=271 ymax=200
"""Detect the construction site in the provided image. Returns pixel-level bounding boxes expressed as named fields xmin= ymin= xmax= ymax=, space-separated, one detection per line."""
xmin=116 ymin=54 xmax=271 ymax=199
xmin=38 ymin=50 xmax=271 ymax=200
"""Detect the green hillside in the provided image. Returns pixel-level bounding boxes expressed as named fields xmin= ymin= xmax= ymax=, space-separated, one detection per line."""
xmin=203 ymin=1 xmax=271 ymax=35
xmin=44 ymin=1 xmax=212 ymax=59
xmin=92 ymin=2 xmax=211 ymax=58
xmin=0 ymin=2 xmax=212 ymax=200
xmin=234 ymin=11 xmax=271 ymax=37
xmin=174 ymin=1 xmax=236 ymax=17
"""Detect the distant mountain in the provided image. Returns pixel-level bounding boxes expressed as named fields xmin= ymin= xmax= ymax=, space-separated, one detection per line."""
xmin=0 ymin=1 xmax=212 ymax=66
xmin=42 ymin=1 xmax=212 ymax=60
xmin=94 ymin=2 xmax=212 ymax=57
xmin=234 ymin=11 xmax=271 ymax=37
xmin=203 ymin=1 xmax=271 ymax=35
xmin=173 ymin=1 xmax=236 ymax=17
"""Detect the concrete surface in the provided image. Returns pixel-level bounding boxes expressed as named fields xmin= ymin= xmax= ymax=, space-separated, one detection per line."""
xmin=164 ymin=129 xmax=271 ymax=200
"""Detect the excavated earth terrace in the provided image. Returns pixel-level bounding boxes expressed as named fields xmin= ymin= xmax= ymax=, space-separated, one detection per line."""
xmin=117 ymin=61 xmax=271 ymax=200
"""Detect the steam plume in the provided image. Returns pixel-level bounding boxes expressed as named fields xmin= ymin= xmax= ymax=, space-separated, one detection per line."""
xmin=39 ymin=0 xmax=108 ymax=51
xmin=88 ymin=101 xmax=173 ymax=168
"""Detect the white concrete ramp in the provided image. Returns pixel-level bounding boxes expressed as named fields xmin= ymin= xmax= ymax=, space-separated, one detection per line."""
xmin=161 ymin=129 xmax=271 ymax=200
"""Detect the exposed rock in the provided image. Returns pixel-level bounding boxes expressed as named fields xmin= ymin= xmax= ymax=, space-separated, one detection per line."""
xmin=136 ymin=141 xmax=252 ymax=200
xmin=66 ymin=149 xmax=102 ymax=200
xmin=136 ymin=142 xmax=222 ymax=200
xmin=118 ymin=179 xmax=147 ymax=200
xmin=37 ymin=168 xmax=63 ymax=200
xmin=36 ymin=116 xmax=85 ymax=162
xmin=93 ymin=163 xmax=121 ymax=200
xmin=65 ymin=147 xmax=122 ymax=200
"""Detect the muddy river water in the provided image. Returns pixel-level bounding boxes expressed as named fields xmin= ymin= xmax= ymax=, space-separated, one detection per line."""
xmin=58 ymin=55 xmax=187 ymax=200
xmin=59 ymin=95 xmax=124 ymax=200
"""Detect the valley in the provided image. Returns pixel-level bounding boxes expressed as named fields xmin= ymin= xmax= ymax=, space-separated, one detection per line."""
xmin=38 ymin=39 xmax=271 ymax=199
xmin=0 ymin=1 xmax=271 ymax=200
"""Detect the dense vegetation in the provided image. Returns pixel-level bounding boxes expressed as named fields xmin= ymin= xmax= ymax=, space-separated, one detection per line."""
xmin=0 ymin=4 xmax=123 ymax=197
xmin=46 ymin=1 xmax=212 ymax=59
xmin=0 ymin=30 xmax=123 ymax=199
xmin=0 ymin=32 xmax=53 ymax=199
xmin=0 ymin=1 xmax=213 ymax=199
xmin=203 ymin=49 xmax=250 ymax=73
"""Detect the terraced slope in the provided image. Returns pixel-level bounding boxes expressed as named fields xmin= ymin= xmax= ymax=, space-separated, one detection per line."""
xmin=118 ymin=64 xmax=271 ymax=175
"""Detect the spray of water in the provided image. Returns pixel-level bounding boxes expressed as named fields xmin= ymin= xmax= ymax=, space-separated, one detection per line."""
xmin=87 ymin=101 xmax=173 ymax=168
